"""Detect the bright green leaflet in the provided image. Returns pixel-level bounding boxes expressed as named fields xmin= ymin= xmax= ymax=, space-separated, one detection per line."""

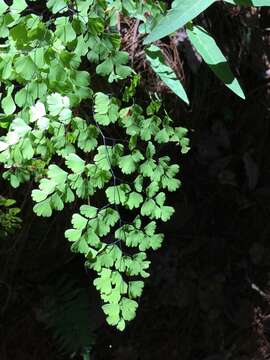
xmin=145 ymin=45 xmax=189 ymax=104
xmin=186 ymin=24 xmax=245 ymax=99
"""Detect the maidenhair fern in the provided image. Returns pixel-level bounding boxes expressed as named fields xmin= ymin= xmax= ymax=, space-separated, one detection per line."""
xmin=0 ymin=0 xmax=268 ymax=331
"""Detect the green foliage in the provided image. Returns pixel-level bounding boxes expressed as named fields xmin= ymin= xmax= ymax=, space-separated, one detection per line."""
xmin=144 ymin=0 xmax=216 ymax=44
xmin=186 ymin=24 xmax=245 ymax=99
xmin=145 ymin=45 xmax=189 ymax=104
xmin=144 ymin=0 xmax=270 ymax=98
xmin=0 ymin=196 xmax=22 ymax=238
xmin=0 ymin=0 xmax=268 ymax=333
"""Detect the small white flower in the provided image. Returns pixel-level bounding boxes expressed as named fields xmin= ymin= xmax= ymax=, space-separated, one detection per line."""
xmin=30 ymin=101 xmax=46 ymax=123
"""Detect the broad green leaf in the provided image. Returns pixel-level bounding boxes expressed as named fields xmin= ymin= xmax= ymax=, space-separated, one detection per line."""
xmin=146 ymin=45 xmax=189 ymax=104
xmin=6 ymin=132 xmax=19 ymax=146
xmin=30 ymin=48 xmax=46 ymax=69
xmin=126 ymin=192 xmax=144 ymax=210
xmin=144 ymin=0 xmax=215 ymax=44
xmin=106 ymin=184 xmax=130 ymax=205
xmin=21 ymin=138 xmax=34 ymax=160
xmin=65 ymin=228 xmax=82 ymax=242
xmin=37 ymin=117 xmax=49 ymax=131
xmin=65 ymin=153 xmax=85 ymax=174
xmin=155 ymin=128 xmax=170 ymax=143
xmin=128 ymin=281 xmax=144 ymax=299
xmin=146 ymin=142 xmax=156 ymax=158
xmin=127 ymin=252 xmax=150 ymax=278
xmin=0 ymin=198 xmax=16 ymax=206
xmin=156 ymin=192 xmax=166 ymax=206
xmin=118 ymin=151 xmax=143 ymax=175
xmin=47 ymin=93 xmax=70 ymax=116
xmin=10 ymin=118 xmax=31 ymax=137
xmin=149 ymin=233 xmax=164 ymax=250
xmin=100 ymin=208 xmax=119 ymax=227
xmin=94 ymin=268 xmax=112 ymax=295
xmin=63 ymin=187 xmax=75 ymax=203
xmin=47 ymin=94 xmax=71 ymax=126
xmin=115 ymin=64 xmax=133 ymax=80
xmin=102 ymin=303 xmax=120 ymax=326
xmin=33 ymin=198 xmax=52 ymax=217
xmin=47 ymin=165 xmax=68 ymax=185
xmin=14 ymin=55 xmax=37 ymax=80
xmin=141 ymin=199 xmax=156 ymax=217
xmin=146 ymin=182 xmax=159 ymax=197
xmin=120 ymin=297 xmax=138 ymax=321
xmin=94 ymin=145 xmax=113 ymax=171
xmin=10 ymin=0 xmax=27 ymax=13
xmin=101 ymin=286 xmax=121 ymax=304
xmin=96 ymin=59 xmax=114 ymax=77
xmin=39 ymin=179 xmax=57 ymax=195
xmin=116 ymin=319 xmax=125 ymax=331
xmin=0 ymin=1 xmax=8 ymax=15
xmin=161 ymin=176 xmax=181 ymax=191
xmin=47 ymin=0 xmax=68 ymax=13
xmin=30 ymin=101 xmax=46 ymax=123
xmin=159 ymin=205 xmax=175 ymax=221
xmin=55 ymin=17 xmax=76 ymax=43
xmin=14 ymin=88 xmax=28 ymax=107
xmin=32 ymin=189 xmax=48 ymax=203
xmin=94 ymin=93 xmax=119 ymax=125
xmin=80 ymin=205 xmax=98 ymax=219
xmin=186 ymin=25 xmax=245 ymax=99
xmin=71 ymin=213 xmax=88 ymax=230
xmin=1 ymin=54 xmax=13 ymax=80
xmin=0 ymin=141 xmax=9 ymax=151
xmin=51 ymin=193 xmax=64 ymax=211
xmin=134 ymin=175 xmax=143 ymax=192
xmin=88 ymin=17 xmax=104 ymax=35
xmin=10 ymin=175 xmax=20 ymax=188
xmin=71 ymin=237 xmax=90 ymax=254
xmin=1 ymin=92 xmax=16 ymax=115
xmin=140 ymin=159 xmax=156 ymax=177
xmin=30 ymin=101 xmax=50 ymax=130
